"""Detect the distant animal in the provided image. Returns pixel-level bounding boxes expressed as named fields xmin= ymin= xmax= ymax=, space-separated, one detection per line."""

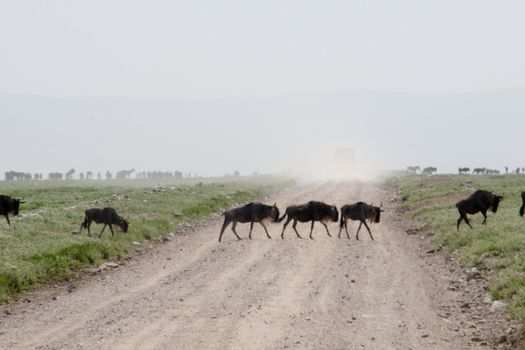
xmin=0 ymin=195 xmax=24 ymax=226
xmin=520 ymin=191 xmax=525 ymax=216
xmin=116 ymin=169 xmax=135 ymax=179
xmin=86 ymin=171 xmax=93 ymax=180
xmin=422 ymin=167 xmax=437 ymax=175
xmin=456 ymin=190 xmax=502 ymax=230
xmin=279 ymin=201 xmax=338 ymax=239
xmin=218 ymin=202 xmax=280 ymax=242
xmin=48 ymin=172 xmax=63 ymax=180
xmin=473 ymin=167 xmax=486 ymax=175
xmin=458 ymin=167 xmax=470 ymax=174
xmin=406 ymin=166 xmax=420 ymax=173
xmin=66 ymin=168 xmax=75 ymax=180
xmin=79 ymin=207 xmax=129 ymax=238
xmin=338 ymin=202 xmax=383 ymax=240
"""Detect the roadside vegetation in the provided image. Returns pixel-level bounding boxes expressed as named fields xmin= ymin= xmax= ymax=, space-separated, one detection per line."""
xmin=0 ymin=176 xmax=293 ymax=303
xmin=388 ymin=174 xmax=525 ymax=322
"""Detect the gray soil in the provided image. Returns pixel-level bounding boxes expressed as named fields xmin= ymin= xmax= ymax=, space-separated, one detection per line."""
xmin=0 ymin=181 xmax=519 ymax=349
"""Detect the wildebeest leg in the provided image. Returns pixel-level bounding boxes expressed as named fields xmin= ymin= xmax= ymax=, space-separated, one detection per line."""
xmin=99 ymin=224 xmax=107 ymax=238
xmin=481 ymin=210 xmax=488 ymax=225
xmin=259 ymin=222 xmax=272 ymax=239
xmin=218 ymin=217 xmax=232 ymax=242
xmin=309 ymin=221 xmax=316 ymax=239
xmin=356 ymin=222 xmax=363 ymax=240
xmin=363 ymin=221 xmax=374 ymax=241
xmin=338 ymin=218 xmax=345 ymax=239
xmin=109 ymin=224 xmax=115 ymax=237
xmin=4 ymin=214 xmax=10 ymax=226
xmin=345 ymin=220 xmax=350 ymax=239
xmin=87 ymin=222 xmax=92 ymax=237
xmin=322 ymin=222 xmax=332 ymax=238
xmin=248 ymin=222 xmax=254 ymax=240
xmin=292 ymin=219 xmax=303 ymax=239
xmin=230 ymin=221 xmax=242 ymax=240
xmin=281 ymin=217 xmax=292 ymax=239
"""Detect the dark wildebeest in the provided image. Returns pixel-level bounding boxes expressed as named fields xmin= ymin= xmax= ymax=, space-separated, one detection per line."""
xmin=458 ymin=167 xmax=470 ymax=174
xmin=338 ymin=202 xmax=383 ymax=240
xmin=456 ymin=190 xmax=502 ymax=231
xmin=472 ymin=167 xmax=486 ymax=175
xmin=0 ymin=195 xmax=24 ymax=225
xmin=279 ymin=201 xmax=338 ymax=240
xmin=422 ymin=167 xmax=437 ymax=175
xmin=520 ymin=191 xmax=525 ymax=216
xmin=80 ymin=207 xmax=129 ymax=238
xmin=218 ymin=202 xmax=280 ymax=242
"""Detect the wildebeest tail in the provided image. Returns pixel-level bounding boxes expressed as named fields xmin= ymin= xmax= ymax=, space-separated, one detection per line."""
xmin=520 ymin=205 xmax=525 ymax=217
xmin=277 ymin=210 xmax=287 ymax=223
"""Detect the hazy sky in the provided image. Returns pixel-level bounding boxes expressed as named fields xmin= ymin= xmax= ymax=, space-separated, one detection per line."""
xmin=1 ymin=1 xmax=525 ymax=178
xmin=1 ymin=1 xmax=525 ymax=98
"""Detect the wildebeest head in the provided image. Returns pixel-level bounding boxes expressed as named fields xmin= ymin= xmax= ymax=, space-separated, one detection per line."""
xmin=492 ymin=196 xmax=503 ymax=213
xmin=12 ymin=199 xmax=24 ymax=216
xmin=330 ymin=205 xmax=339 ymax=222
xmin=270 ymin=203 xmax=280 ymax=222
xmin=120 ymin=218 xmax=129 ymax=233
xmin=370 ymin=202 xmax=384 ymax=223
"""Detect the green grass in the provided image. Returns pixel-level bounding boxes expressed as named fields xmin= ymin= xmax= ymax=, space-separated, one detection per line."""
xmin=0 ymin=176 xmax=293 ymax=303
xmin=387 ymin=174 xmax=525 ymax=321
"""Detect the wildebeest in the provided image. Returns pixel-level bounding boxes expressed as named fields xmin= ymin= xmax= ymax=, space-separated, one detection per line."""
xmin=407 ymin=166 xmax=420 ymax=174
xmin=338 ymin=202 xmax=383 ymax=240
xmin=458 ymin=167 xmax=470 ymax=174
xmin=116 ymin=169 xmax=135 ymax=179
xmin=279 ymin=201 xmax=338 ymax=239
xmin=0 ymin=195 xmax=24 ymax=225
xmin=456 ymin=190 xmax=502 ymax=230
xmin=218 ymin=202 xmax=280 ymax=242
xmin=80 ymin=207 xmax=129 ymax=238
xmin=472 ymin=167 xmax=486 ymax=175
xmin=422 ymin=167 xmax=437 ymax=175
xmin=520 ymin=191 xmax=525 ymax=216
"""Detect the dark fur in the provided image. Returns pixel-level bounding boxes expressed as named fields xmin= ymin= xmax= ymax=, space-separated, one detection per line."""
xmin=279 ymin=201 xmax=338 ymax=239
xmin=520 ymin=191 xmax=525 ymax=216
xmin=338 ymin=202 xmax=382 ymax=240
xmin=458 ymin=167 xmax=470 ymax=174
xmin=456 ymin=190 xmax=502 ymax=231
xmin=219 ymin=202 xmax=280 ymax=242
xmin=0 ymin=195 xmax=23 ymax=226
xmin=80 ymin=207 xmax=129 ymax=238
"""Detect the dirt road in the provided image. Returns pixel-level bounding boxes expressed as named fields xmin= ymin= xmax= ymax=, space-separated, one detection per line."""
xmin=0 ymin=181 xmax=480 ymax=349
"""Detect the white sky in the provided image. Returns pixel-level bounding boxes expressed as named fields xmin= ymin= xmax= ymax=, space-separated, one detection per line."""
xmin=1 ymin=0 xmax=525 ymax=98
xmin=1 ymin=1 xmax=525 ymax=178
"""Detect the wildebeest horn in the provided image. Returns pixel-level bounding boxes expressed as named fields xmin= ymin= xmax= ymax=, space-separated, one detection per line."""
xmin=380 ymin=202 xmax=383 ymax=208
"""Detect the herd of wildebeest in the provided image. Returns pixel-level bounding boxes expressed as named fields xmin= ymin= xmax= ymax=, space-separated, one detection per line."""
xmin=2 ymin=185 xmax=525 ymax=242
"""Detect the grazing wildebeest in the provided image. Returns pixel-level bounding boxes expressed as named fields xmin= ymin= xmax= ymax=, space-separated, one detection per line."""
xmin=218 ymin=202 xmax=280 ymax=242
xmin=456 ymin=190 xmax=502 ymax=230
xmin=422 ymin=167 xmax=437 ymax=175
xmin=473 ymin=167 xmax=486 ymax=175
xmin=80 ymin=207 xmax=129 ymax=238
xmin=0 ymin=195 xmax=24 ymax=226
xmin=520 ymin=191 xmax=525 ymax=216
xmin=279 ymin=201 xmax=338 ymax=239
xmin=338 ymin=202 xmax=383 ymax=240
xmin=458 ymin=167 xmax=470 ymax=174
xmin=407 ymin=166 xmax=420 ymax=174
